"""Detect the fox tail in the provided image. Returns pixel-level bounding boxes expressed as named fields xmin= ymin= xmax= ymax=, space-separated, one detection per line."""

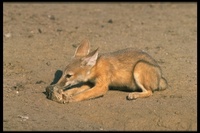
xmin=159 ymin=77 xmax=168 ymax=91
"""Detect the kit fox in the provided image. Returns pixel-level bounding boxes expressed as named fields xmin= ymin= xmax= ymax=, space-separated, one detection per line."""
xmin=46 ymin=39 xmax=167 ymax=103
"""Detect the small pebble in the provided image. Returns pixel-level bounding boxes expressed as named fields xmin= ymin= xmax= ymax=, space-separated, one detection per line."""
xmin=108 ymin=19 xmax=113 ymax=23
xmin=48 ymin=15 xmax=55 ymax=20
xmin=4 ymin=33 xmax=11 ymax=38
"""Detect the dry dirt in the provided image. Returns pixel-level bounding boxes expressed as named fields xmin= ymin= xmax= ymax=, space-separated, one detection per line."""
xmin=3 ymin=3 xmax=197 ymax=131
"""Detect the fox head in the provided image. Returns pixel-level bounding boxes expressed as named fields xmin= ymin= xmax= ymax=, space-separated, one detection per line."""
xmin=56 ymin=39 xmax=98 ymax=88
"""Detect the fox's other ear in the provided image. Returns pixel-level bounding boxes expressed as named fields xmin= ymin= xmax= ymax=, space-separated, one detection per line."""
xmin=82 ymin=48 xmax=99 ymax=67
xmin=74 ymin=39 xmax=90 ymax=57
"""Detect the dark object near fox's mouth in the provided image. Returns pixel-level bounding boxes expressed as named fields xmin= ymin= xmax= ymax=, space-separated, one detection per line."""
xmin=45 ymin=84 xmax=66 ymax=104
xmin=45 ymin=85 xmax=55 ymax=99
xmin=45 ymin=85 xmax=61 ymax=99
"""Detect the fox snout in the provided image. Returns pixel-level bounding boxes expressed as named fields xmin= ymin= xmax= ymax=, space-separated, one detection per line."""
xmin=56 ymin=73 xmax=82 ymax=89
xmin=56 ymin=76 xmax=72 ymax=88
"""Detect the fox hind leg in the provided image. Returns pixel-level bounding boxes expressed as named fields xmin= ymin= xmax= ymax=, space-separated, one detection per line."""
xmin=127 ymin=61 xmax=160 ymax=100
xmin=127 ymin=84 xmax=153 ymax=100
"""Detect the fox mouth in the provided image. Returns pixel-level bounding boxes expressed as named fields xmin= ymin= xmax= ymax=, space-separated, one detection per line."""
xmin=63 ymin=84 xmax=71 ymax=90
xmin=64 ymin=81 xmax=79 ymax=89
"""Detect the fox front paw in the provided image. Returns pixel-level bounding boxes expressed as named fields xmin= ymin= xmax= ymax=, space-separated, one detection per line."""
xmin=60 ymin=93 xmax=73 ymax=104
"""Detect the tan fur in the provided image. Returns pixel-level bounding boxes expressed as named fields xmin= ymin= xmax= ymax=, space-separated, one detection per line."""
xmin=54 ymin=39 xmax=168 ymax=103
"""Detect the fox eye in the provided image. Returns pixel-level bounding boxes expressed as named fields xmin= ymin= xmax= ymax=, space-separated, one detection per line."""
xmin=66 ymin=74 xmax=72 ymax=78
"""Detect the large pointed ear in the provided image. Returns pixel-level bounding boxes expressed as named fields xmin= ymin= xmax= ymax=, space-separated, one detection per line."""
xmin=81 ymin=48 xmax=99 ymax=67
xmin=74 ymin=39 xmax=90 ymax=57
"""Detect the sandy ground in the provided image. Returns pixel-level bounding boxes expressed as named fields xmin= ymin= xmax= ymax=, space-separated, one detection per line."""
xmin=3 ymin=3 xmax=197 ymax=131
